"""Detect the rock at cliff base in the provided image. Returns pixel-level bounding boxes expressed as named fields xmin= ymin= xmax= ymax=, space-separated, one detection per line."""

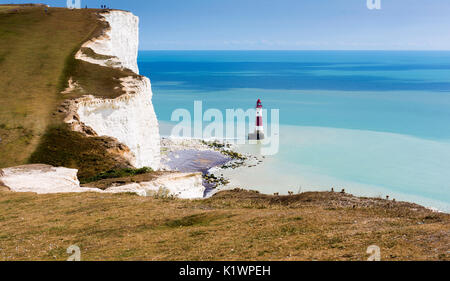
xmin=0 ymin=164 xmax=205 ymax=199
xmin=0 ymin=164 xmax=100 ymax=194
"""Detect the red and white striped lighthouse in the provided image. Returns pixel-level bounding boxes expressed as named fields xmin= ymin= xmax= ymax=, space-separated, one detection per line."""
xmin=249 ymin=99 xmax=265 ymax=140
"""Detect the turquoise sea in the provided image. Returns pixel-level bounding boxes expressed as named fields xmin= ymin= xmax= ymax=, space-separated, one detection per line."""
xmin=138 ymin=51 xmax=450 ymax=212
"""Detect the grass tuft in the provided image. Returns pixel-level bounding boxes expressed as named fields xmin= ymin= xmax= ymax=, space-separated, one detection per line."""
xmin=164 ymin=213 xmax=229 ymax=228
xmin=82 ymin=167 xmax=153 ymax=184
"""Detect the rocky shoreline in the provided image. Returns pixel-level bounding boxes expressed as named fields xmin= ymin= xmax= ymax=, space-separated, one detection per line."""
xmin=160 ymin=137 xmax=264 ymax=194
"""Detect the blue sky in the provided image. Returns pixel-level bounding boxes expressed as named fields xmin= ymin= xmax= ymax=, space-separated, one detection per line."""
xmin=4 ymin=0 xmax=450 ymax=50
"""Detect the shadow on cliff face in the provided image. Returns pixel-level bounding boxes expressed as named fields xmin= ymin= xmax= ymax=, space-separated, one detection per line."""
xmin=0 ymin=6 xmax=152 ymax=182
xmin=0 ymin=6 xmax=131 ymax=170
xmin=28 ymin=124 xmax=133 ymax=181
xmin=0 ymin=7 xmax=108 ymax=169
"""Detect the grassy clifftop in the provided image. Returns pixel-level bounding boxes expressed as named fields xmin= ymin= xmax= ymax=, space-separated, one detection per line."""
xmin=0 ymin=5 xmax=134 ymax=180
xmin=0 ymin=188 xmax=448 ymax=261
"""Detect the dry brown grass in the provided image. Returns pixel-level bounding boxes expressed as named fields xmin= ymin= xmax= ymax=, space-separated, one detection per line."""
xmin=0 ymin=189 xmax=448 ymax=261
xmin=0 ymin=6 xmax=18 ymax=12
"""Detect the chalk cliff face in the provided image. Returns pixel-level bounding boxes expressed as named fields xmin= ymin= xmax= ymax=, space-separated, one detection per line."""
xmin=73 ymin=11 xmax=160 ymax=170
xmin=76 ymin=11 xmax=140 ymax=73
xmin=1 ymin=10 xmax=205 ymax=199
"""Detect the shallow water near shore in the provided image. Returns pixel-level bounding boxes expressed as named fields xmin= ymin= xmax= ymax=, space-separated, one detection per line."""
xmin=162 ymin=149 xmax=230 ymax=174
xmin=160 ymin=122 xmax=450 ymax=212
xmin=142 ymin=51 xmax=450 ymax=212
xmin=161 ymin=148 xmax=231 ymax=197
xmin=220 ymin=125 xmax=450 ymax=212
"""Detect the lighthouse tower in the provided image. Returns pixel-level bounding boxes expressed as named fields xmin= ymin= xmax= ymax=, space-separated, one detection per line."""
xmin=249 ymin=99 xmax=265 ymax=140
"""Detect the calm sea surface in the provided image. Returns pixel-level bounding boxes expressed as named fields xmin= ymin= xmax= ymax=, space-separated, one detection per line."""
xmin=139 ymin=51 xmax=450 ymax=211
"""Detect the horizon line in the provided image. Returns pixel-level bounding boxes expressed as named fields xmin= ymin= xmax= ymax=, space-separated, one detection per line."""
xmin=138 ymin=49 xmax=450 ymax=52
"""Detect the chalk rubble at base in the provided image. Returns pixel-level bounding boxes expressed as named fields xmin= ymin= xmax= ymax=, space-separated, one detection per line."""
xmin=0 ymin=165 xmax=205 ymax=199
xmin=0 ymin=165 xmax=96 ymax=194
xmin=107 ymin=172 xmax=205 ymax=199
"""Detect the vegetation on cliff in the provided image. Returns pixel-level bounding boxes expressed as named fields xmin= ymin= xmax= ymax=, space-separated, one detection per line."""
xmin=0 ymin=5 xmax=138 ymax=181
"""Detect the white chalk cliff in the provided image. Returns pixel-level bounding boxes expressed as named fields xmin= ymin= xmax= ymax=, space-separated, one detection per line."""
xmin=76 ymin=11 xmax=140 ymax=73
xmin=74 ymin=11 xmax=160 ymax=170
xmin=1 ymin=10 xmax=206 ymax=199
xmin=0 ymin=165 xmax=205 ymax=198
xmin=0 ymin=165 xmax=99 ymax=194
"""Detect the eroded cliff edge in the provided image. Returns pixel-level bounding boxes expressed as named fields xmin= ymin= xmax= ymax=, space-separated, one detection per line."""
xmin=22 ymin=9 xmax=161 ymax=180
xmin=0 ymin=8 xmax=204 ymax=198
xmin=66 ymin=10 xmax=161 ymax=170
